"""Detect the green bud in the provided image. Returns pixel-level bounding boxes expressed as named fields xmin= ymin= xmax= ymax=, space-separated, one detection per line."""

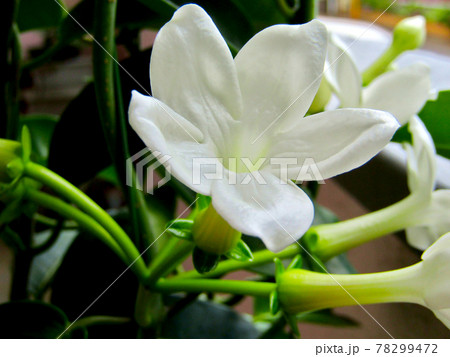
xmin=0 ymin=139 xmax=22 ymax=183
xmin=192 ymin=203 xmax=241 ymax=255
xmin=393 ymin=15 xmax=426 ymax=53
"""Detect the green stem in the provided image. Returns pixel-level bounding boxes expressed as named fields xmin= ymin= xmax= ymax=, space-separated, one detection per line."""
xmin=93 ymin=0 xmax=118 ymax=164
xmin=23 ymin=162 xmax=147 ymax=279
xmin=292 ymin=0 xmax=316 ymax=24
xmin=25 ymin=189 xmax=127 ymax=264
xmin=154 ymin=279 xmax=275 ymax=297
xmin=146 ymin=238 xmax=194 ymax=284
xmin=69 ymin=315 xmax=131 ymax=331
xmin=172 ymin=244 xmax=301 ymax=280
xmin=6 ymin=23 xmax=21 ymax=140
xmin=113 ymin=54 xmax=156 ymax=257
xmin=278 ymin=264 xmax=424 ymax=314
xmin=362 ymin=45 xmax=400 ymax=86
xmin=308 ymin=195 xmax=421 ymax=261
xmin=22 ymin=44 xmax=62 ymax=72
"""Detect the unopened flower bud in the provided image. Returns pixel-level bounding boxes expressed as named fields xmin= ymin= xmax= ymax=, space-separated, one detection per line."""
xmin=393 ymin=16 xmax=426 ymax=53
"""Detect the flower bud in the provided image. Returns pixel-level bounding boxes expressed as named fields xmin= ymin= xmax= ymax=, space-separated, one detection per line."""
xmin=192 ymin=203 xmax=241 ymax=255
xmin=0 ymin=139 xmax=22 ymax=183
xmin=393 ymin=16 xmax=426 ymax=53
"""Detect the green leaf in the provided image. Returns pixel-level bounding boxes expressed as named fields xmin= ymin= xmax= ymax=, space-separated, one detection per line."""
xmin=17 ymin=0 xmax=66 ymax=32
xmin=166 ymin=219 xmax=194 ymax=241
xmin=417 ymin=90 xmax=450 ymax=159
xmin=0 ymin=301 xmax=69 ymax=338
xmin=19 ymin=114 xmax=58 ymax=165
xmin=20 ymin=125 xmax=32 ymax=163
xmin=28 ymin=229 xmax=78 ymax=298
xmin=297 ymin=310 xmax=358 ymax=327
xmin=193 ymin=247 xmax=220 ymax=273
xmin=162 ymin=298 xmax=258 ymax=338
xmin=226 ymin=239 xmax=253 ymax=262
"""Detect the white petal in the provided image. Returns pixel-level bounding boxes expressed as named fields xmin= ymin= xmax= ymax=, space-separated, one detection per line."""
xmin=406 ymin=116 xmax=436 ymax=196
xmin=150 ymin=4 xmax=242 ymax=155
xmin=362 ymin=63 xmax=432 ymax=125
xmin=267 ymin=108 xmax=399 ymax=181
xmin=408 ymin=190 xmax=450 ymax=250
xmin=129 ymin=91 xmax=219 ymax=195
xmin=325 ymin=34 xmax=361 ymax=108
xmin=234 ymin=20 xmax=327 ymax=136
xmin=210 ymin=169 xmax=314 ymax=252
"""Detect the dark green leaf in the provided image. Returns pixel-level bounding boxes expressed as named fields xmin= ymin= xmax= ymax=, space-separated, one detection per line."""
xmin=28 ymin=229 xmax=78 ymax=298
xmin=0 ymin=301 xmax=68 ymax=338
xmin=17 ymin=0 xmax=65 ymax=32
xmin=162 ymin=299 xmax=258 ymax=338
xmin=193 ymin=247 xmax=220 ymax=273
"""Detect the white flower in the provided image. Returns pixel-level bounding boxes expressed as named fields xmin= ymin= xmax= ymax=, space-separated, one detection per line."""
xmin=129 ymin=4 xmax=399 ymax=252
xmin=418 ymin=232 xmax=450 ymax=328
xmin=325 ymin=34 xmax=432 ymax=125
xmin=404 ymin=116 xmax=450 ymax=250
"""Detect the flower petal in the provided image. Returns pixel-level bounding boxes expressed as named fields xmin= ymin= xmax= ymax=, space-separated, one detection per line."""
xmin=150 ymin=4 xmax=242 ymax=155
xmin=267 ymin=108 xmax=399 ymax=181
xmin=405 ymin=116 xmax=436 ymax=196
xmin=325 ymin=34 xmax=361 ymax=108
xmin=234 ymin=20 xmax=327 ymax=135
xmin=407 ymin=190 xmax=450 ymax=250
xmin=362 ymin=63 xmax=432 ymax=125
xmin=210 ymin=170 xmax=314 ymax=252
xmin=129 ymin=91 xmax=219 ymax=195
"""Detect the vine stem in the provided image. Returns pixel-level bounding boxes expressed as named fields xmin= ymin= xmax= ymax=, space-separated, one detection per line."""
xmin=171 ymin=244 xmax=301 ymax=280
xmin=25 ymin=189 xmax=127 ymax=264
xmin=154 ymin=279 xmax=275 ymax=297
xmin=23 ymin=162 xmax=148 ymax=280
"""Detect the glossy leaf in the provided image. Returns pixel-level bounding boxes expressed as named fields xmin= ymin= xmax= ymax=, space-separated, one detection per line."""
xmin=17 ymin=0 xmax=66 ymax=32
xmin=28 ymin=229 xmax=78 ymax=298
xmin=162 ymin=299 xmax=258 ymax=338
xmin=269 ymin=290 xmax=280 ymax=315
xmin=0 ymin=301 xmax=68 ymax=338
xmin=226 ymin=239 xmax=253 ymax=262
xmin=166 ymin=219 xmax=194 ymax=241
xmin=287 ymin=254 xmax=303 ymax=270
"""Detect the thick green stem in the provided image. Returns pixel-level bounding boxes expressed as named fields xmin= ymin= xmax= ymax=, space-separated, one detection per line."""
xmin=23 ymin=162 xmax=147 ymax=280
xmin=93 ymin=0 xmax=117 ymax=160
xmin=362 ymin=46 xmax=400 ymax=86
xmin=25 ymin=189 xmax=127 ymax=263
xmin=154 ymin=279 xmax=275 ymax=297
xmin=146 ymin=238 xmax=194 ymax=284
xmin=278 ymin=264 xmax=424 ymax=314
xmin=172 ymin=244 xmax=301 ymax=280
xmin=308 ymin=195 xmax=421 ymax=261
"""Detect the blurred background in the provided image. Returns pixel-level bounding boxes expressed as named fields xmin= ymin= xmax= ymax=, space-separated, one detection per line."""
xmin=1 ymin=0 xmax=450 ymax=338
